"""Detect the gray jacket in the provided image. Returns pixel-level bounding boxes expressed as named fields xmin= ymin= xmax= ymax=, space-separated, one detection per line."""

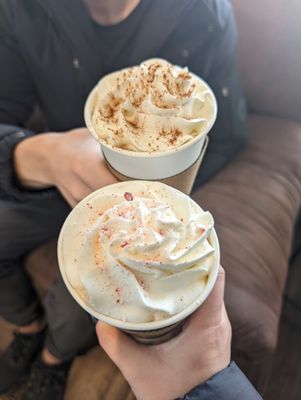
xmin=184 ymin=362 xmax=262 ymax=399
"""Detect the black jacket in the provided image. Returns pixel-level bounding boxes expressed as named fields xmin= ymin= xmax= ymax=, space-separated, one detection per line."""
xmin=0 ymin=0 xmax=247 ymax=200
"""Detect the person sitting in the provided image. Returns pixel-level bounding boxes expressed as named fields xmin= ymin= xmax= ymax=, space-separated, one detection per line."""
xmin=0 ymin=1 xmax=247 ymax=398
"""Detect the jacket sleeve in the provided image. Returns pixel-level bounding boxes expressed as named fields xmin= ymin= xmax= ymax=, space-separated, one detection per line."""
xmin=182 ymin=362 xmax=263 ymax=400
xmin=0 ymin=2 xmax=37 ymax=126
xmin=0 ymin=3 xmax=54 ymax=201
xmin=191 ymin=1 xmax=248 ymax=188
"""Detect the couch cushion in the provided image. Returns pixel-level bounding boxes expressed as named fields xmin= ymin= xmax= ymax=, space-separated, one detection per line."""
xmin=193 ymin=114 xmax=301 ymax=360
xmin=232 ymin=0 xmax=301 ymax=123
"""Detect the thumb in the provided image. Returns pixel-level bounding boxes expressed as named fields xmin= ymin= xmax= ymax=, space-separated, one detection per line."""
xmin=188 ymin=266 xmax=226 ymax=328
xmin=96 ymin=321 xmax=144 ymax=370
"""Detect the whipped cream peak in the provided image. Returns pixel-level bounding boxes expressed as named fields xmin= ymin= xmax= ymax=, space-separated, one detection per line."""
xmin=59 ymin=181 xmax=217 ymax=323
xmin=91 ymin=59 xmax=215 ymax=153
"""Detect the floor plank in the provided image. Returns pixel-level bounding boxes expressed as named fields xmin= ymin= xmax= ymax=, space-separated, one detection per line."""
xmin=0 ymin=318 xmax=134 ymax=400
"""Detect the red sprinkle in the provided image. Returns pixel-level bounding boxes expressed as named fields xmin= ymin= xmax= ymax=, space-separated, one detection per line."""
xmin=115 ymin=287 xmax=121 ymax=304
xmin=139 ymin=279 xmax=147 ymax=290
xmin=124 ymin=192 xmax=134 ymax=201
xmin=120 ymin=241 xmax=128 ymax=248
xmin=199 ymin=228 xmax=205 ymax=234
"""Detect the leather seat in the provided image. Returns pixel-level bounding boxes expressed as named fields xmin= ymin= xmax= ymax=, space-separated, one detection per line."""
xmin=193 ymin=114 xmax=301 ymax=391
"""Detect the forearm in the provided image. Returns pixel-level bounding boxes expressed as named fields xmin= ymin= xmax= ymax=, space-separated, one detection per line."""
xmin=183 ymin=362 xmax=262 ymax=400
xmin=0 ymin=125 xmax=58 ymax=202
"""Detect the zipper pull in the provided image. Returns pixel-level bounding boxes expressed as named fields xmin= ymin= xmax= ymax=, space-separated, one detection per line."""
xmin=73 ymin=58 xmax=80 ymax=70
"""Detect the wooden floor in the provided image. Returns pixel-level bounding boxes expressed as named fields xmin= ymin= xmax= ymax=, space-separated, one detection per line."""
xmin=0 ymin=317 xmax=135 ymax=400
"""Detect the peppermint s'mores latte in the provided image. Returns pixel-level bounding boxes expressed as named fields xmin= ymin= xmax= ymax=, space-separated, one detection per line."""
xmin=58 ymin=181 xmax=220 ymax=343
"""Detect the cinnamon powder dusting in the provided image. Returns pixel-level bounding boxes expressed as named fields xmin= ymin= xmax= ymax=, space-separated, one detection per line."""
xmin=159 ymin=127 xmax=183 ymax=145
xmin=100 ymin=93 xmax=122 ymax=121
xmin=93 ymin=59 xmax=203 ymax=152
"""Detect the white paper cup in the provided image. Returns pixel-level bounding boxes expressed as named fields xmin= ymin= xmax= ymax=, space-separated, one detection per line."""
xmin=84 ymin=70 xmax=217 ymax=181
xmin=103 ymin=136 xmax=209 ymax=196
xmin=58 ymin=181 xmax=220 ymax=344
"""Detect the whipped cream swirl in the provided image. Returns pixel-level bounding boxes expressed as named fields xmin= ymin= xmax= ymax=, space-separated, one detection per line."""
xmin=61 ymin=182 xmax=216 ymax=323
xmin=91 ymin=59 xmax=215 ymax=153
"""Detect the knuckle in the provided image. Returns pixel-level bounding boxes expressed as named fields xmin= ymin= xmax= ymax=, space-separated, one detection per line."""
xmin=71 ymin=154 xmax=82 ymax=175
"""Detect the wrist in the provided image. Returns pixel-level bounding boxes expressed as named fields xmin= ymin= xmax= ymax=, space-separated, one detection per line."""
xmin=170 ymin=327 xmax=231 ymax=399
xmin=185 ymin=348 xmax=230 ymax=395
xmin=174 ymin=366 xmax=230 ymax=400
xmin=14 ymin=132 xmax=60 ymax=189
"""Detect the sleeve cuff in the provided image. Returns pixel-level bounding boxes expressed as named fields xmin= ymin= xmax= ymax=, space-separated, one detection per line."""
xmin=0 ymin=125 xmax=56 ymax=202
xmin=182 ymin=362 xmax=263 ymax=400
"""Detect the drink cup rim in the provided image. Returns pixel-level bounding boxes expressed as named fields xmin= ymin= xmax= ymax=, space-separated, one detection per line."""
xmin=57 ymin=182 xmax=220 ymax=331
xmin=84 ymin=70 xmax=217 ymax=159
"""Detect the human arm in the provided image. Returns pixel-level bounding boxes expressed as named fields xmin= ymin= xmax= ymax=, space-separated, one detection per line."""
xmin=96 ymin=268 xmax=262 ymax=400
xmin=0 ymin=3 xmax=40 ymax=200
xmin=13 ymin=128 xmax=118 ymax=207
xmin=0 ymin=5 xmax=117 ymax=206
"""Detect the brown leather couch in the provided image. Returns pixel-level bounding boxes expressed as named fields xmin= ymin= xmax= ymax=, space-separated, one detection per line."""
xmin=191 ymin=0 xmax=301 ymax=393
xmin=26 ymin=0 xmax=301 ymax=396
